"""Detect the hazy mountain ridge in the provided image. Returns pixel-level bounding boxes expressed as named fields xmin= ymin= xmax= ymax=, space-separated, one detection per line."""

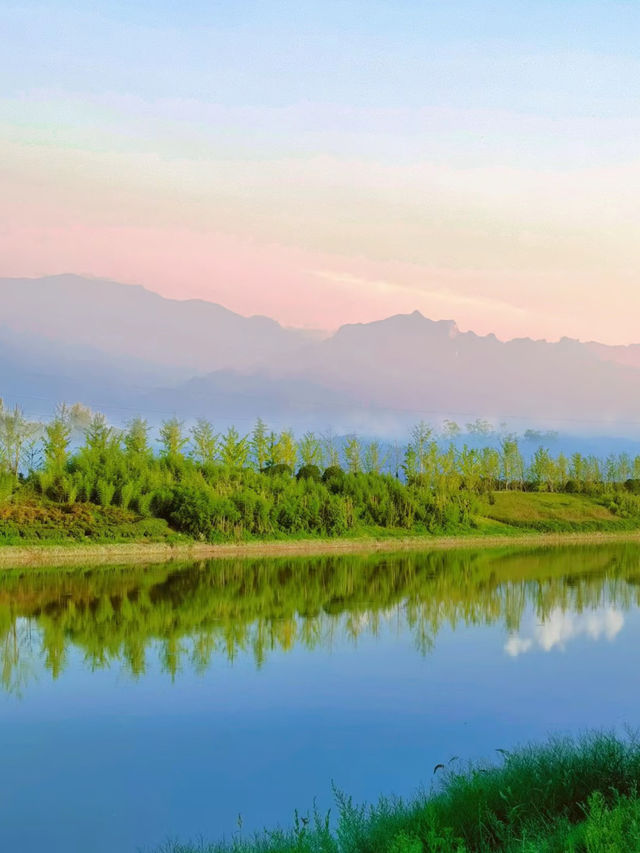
xmin=2 ymin=275 xmax=640 ymax=433
xmin=0 ymin=274 xmax=310 ymax=373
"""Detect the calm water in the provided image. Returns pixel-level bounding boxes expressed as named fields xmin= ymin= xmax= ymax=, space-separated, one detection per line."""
xmin=2 ymin=544 xmax=640 ymax=851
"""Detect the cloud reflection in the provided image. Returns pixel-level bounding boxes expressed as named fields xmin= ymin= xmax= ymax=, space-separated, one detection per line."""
xmin=505 ymin=607 xmax=624 ymax=657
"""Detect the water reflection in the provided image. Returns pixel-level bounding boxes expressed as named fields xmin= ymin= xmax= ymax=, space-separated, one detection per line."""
xmin=2 ymin=543 xmax=640 ymax=694
xmin=505 ymin=606 xmax=625 ymax=657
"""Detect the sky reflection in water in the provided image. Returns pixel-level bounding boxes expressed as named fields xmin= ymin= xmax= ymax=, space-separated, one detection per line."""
xmin=1 ymin=544 xmax=640 ymax=852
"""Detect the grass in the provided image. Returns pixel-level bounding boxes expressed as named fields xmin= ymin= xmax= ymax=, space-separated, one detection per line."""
xmin=2 ymin=492 xmax=640 ymax=569
xmin=476 ymin=492 xmax=632 ymax=532
xmin=151 ymin=732 xmax=640 ymax=853
xmin=0 ymin=499 xmax=184 ymax=545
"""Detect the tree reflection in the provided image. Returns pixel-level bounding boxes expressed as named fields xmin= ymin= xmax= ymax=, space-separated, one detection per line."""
xmin=2 ymin=543 xmax=640 ymax=694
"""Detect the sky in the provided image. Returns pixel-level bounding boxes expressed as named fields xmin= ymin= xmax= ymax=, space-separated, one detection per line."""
xmin=2 ymin=0 xmax=640 ymax=342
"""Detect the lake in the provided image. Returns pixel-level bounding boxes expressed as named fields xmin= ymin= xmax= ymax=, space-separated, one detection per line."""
xmin=1 ymin=543 xmax=640 ymax=852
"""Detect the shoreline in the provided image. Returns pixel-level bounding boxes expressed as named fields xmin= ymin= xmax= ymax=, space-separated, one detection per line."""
xmin=2 ymin=528 xmax=640 ymax=568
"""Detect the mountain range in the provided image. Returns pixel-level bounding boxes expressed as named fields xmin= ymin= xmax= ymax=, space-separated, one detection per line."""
xmin=2 ymin=274 xmax=640 ymax=435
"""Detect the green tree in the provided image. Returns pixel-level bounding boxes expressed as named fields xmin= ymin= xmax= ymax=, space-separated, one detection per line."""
xmin=124 ymin=417 xmax=152 ymax=459
xmin=500 ymin=435 xmax=524 ymax=489
xmin=159 ymin=418 xmax=188 ymax=461
xmin=220 ymin=426 xmax=249 ymax=468
xmin=298 ymin=431 xmax=322 ymax=467
xmin=190 ymin=419 xmax=218 ymax=466
xmin=402 ymin=445 xmax=418 ymax=482
xmin=276 ymin=430 xmax=297 ymax=470
xmin=343 ymin=435 xmax=362 ymax=474
xmin=321 ymin=430 xmax=340 ymax=468
xmin=250 ymin=418 xmax=269 ymax=471
xmin=409 ymin=421 xmax=432 ymax=474
xmin=43 ymin=407 xmax=72 ymax=475
xmin=480 ymin=447 xmax=500 ymax=491
xmin=458 ymin=445 xmax=482 ymax=493
xmin=84 ymin=413 xmax=113 ymax=457
xmin=363 ymin=440 xmax=386 ymax=474
xmin=529 ymin=446 xmax=555 ymax=492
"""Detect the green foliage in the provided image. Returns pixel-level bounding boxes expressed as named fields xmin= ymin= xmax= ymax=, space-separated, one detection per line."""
xmin=220 ymin=426 xmax=250 ymax=468
xmin=6 ymin=411 xmax=640 ymax=544
xmin=0 ymin=472 xmax=15 ymax=504
xmin=149 ymin=733 xmax=640 ymax=853
xmin=165 ymin=486 xmax=240 ymax=540
xmin=0 ymin=500 xmax=172 ymax=544
xmin=298 ymin=431 xmax=322 ymax=468
xmin=159 ymin=418 xmax=188 ymax=461
xmin=43 ymin=407 xmax=72 ymax=475
xmin=124 ymin=417 xmax=153 ymax=463
xmin=190 ymin=419 xmax=219 ymax=466
xmin=297 ymin=464 xmax=322 ymax=482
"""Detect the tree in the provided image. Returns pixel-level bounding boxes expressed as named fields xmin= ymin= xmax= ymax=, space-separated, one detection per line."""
xmin=500 ymin=435 xmax=524 ymax=489
xmin=298 ymin=431 xmax=322 ymax=467
xmin=43 ymin=407 xmax=72 ymax=475
xmin=190 ymin=419 xmax=218 ymax=466
xmin=458 ymin=445 xmax=482 ymax=493
xmin=556 ymin=453 xmax=568 ymax=491
xmin=529 ymin=446 xmax=555 ymax=492
xmin=409 ymin=421 xmax=432 ymax=474
xmin=276 ymin=430 xmax=297 ymax=470
xmin=402 ymin=445 xmax=418 ymax=482
xmin=68 ymin=403 xmax=93 ymax=432
xmin=220 ymin=426 xmax=249 ymax=468
xmin=265 ymin=431 xmax=280 ymax=469
xmin=343 ymin=435 xmax=362 ymax=474
xmin=570 ymin=453 xmax=585 ymax=488
xmin=321 ymin=430 xmax=340 ymax=468
xmin=441 ymin=420 xmax=461 ymax=440
xmin=479 ymin=447 xmax=500 ymax=491
xmin=84 ymin=413 xmax=113 ymax=457
xmin=250 ymin=418 xmax=269 ymax=471
xmin=159 ymin=418 xmax=188 ymax=460
xmin=466 ymin=418 xmax=493 ymax=437
xmin=363 ymin=440 xmax=386 ymax=474
xmin=124 ymin=417 xmax=152 ymax=459
xmin=0 ymin=406 xmax=37 ymax=477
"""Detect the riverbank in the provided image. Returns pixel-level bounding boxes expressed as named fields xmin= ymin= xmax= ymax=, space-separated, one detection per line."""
xmin=153 ymin=732 xmax=640 ymax=852
xmin=3 ymin=527 xmax=640 ymax=569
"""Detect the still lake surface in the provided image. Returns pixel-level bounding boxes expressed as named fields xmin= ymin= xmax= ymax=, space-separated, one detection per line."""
xmin=2 ymin=543 xmax=640 ymax=852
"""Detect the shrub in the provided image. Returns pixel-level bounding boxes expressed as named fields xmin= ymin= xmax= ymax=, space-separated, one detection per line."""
xmin=265 ymin=463 xmax=294 ymax=478
xmin=625 ymin=478 xmax=640 ymax=495
xmin=297 ymin=464 xmax=322 ymax=482
xmin=322 ymin=466 xmax=346 ymax=494
xmin=167 ymin=486 xmax=216 ymax=539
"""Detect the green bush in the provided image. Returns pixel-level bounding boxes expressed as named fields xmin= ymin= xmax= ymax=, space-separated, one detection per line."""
xmin=297 ymin=464 xmax=322 ymax=482
xmin=167 ymin=486 xmax=217 ymax=539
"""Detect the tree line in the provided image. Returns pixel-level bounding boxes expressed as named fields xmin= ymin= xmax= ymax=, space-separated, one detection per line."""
xmin=2 ymin=403 xmax=640 ymax=541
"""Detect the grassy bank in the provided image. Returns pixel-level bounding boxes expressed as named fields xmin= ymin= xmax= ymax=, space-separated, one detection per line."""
xmin=2 ymin=490 xmax=640 ymax=568
xmin=5 ymin=416 xmax=640 ymax=554
xmin=4 ymin=529 xmax=640 ymax=569
xmin=154 ymin=732 xmax=640 ymax=853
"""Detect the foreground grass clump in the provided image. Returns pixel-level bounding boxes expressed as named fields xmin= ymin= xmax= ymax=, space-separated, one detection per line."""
xmin=154 ymin=733 xmax=640 ymax=852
